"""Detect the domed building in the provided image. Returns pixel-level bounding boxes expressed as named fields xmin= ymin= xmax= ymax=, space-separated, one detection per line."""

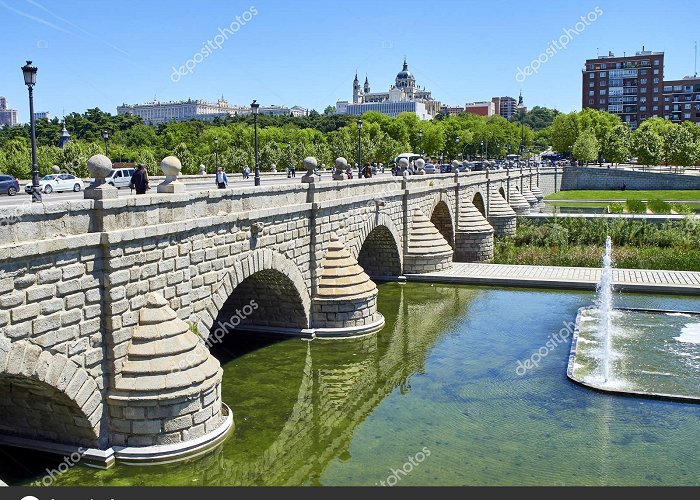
xmin=337 ymin=58 xmax=441 ymax=120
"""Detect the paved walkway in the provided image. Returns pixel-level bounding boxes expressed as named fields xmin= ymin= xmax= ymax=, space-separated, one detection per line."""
xmin=405 ymin=263 xmax=700 ymax=295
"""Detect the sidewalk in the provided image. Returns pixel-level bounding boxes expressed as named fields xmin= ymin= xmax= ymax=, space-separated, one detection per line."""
xmin=405 ymin=262 xmax=700 ymax=295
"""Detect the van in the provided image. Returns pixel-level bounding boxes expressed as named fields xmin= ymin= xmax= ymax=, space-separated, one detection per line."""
xmin=105 ymin=168 xmax=136 ymax=189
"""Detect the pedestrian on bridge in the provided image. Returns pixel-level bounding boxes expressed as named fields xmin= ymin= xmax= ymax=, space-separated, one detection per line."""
xmin=216 ymin=167 xmax=229 ymax=189
xmin=130 ymin=164 xmax=149 ymax=195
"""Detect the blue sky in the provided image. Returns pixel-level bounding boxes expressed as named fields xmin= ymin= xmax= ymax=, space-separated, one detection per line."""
xmin=1 ymin=0 xmax=698 ymax=122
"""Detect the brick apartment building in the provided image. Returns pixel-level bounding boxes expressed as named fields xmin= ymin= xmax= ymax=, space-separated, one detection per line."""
xmin=582 ymin=49 xmax=700 ymax=128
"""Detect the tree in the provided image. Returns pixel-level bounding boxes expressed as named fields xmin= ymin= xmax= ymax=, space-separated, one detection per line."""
xmin=551 ymin=113 xmax=578 ymax=155
xmin=572 ymin=129 xmax=599 ymax=163
xmin=602 ymin=124 xmax=631 ymax=164
xmin=662 ymin=124 xmax=696 ymax=169
xmin=630 ymin=127 xmax=663 ymax=167
xmin=323 ymin=106 xmax=335 ymax=115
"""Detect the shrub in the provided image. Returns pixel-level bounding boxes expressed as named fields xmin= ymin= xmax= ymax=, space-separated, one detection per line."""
xmin=626 ymin=199 xmax=647 ymax=214
xmin=608 ymin=202 xmax=625 ymax=214
xmin=672 ymin=203 xmax=695 ymax=215
xmin=647 ymin=199 xmax=671 ymax=214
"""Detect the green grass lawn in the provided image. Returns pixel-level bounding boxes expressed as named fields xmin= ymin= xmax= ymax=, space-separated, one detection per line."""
xmin=546 ymin=190 xmax=700 ymax=201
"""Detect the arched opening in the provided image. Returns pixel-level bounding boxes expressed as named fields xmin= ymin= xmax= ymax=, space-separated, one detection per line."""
xmin=473 ymin=192 xmax=486 ymax=217
xmin=210 ymin=269 xmax=308 ymax=340
xmin=499 ymin=186 xmax=507 ymax=200
xmin=358 ymin=226 xmax=402 ymax=279
xmin=430 ymin=201 xmax=454 ymax=248
xmin=0 ymin=375 xmax=99 ymax=447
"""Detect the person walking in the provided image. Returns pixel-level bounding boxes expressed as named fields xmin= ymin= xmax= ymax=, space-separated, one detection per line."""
xmin=363 ymin=164 xmax=372 ymax=178
xmin=216 ymin=167 xmax=229 ymax=189
xmin=130 ymin=164 xmax=149 ymax=195
xmin=243 ymin=166 xmax=251 ymax=180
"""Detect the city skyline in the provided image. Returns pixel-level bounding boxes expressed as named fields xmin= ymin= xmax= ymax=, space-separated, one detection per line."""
xmin=0 ymin=0 xmax=698 ymax=123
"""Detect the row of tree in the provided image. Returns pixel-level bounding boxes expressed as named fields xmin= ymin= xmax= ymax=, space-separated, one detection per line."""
xmin=550 ymin=109 xmax=700 ymax=166
xmin=0 ymin=108 xmax=549 ymax=178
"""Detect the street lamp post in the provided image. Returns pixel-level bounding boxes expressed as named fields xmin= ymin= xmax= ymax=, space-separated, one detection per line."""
xmin=102 ymin=130 xmax=110 ymax=157
xmin=251 ymin=100 xmax=260 ymax=186
xmin=455 ymin=136 xmax=460 ymax=161
xmin=418 ymin=129 xmax=423 ymax=157
xmin=214 ymin=137 xmax=219 ymax=171
xmin=357 ymin=119 xmax=363 ymax=170
xmin=480 ymin=141 xmax=484 ymax=161
xmin=22 ymin=60 xmax=41 ymax=203
xmin=461 ymin=144 xmax=469 ymax=161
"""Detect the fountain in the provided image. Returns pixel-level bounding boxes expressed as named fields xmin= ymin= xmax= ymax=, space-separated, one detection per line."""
xmin=597 ymin=236 xmax=613 ymax=383
xmin=567 ymin=238 xmax=700 ymax=402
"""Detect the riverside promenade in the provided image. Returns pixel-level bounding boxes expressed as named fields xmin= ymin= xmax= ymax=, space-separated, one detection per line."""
xmin=405 ymin=262 xmax=700 ymax=295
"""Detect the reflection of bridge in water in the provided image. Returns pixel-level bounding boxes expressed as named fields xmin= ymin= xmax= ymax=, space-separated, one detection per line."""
xmin=196 ymin=284 xmax=478 ymax=486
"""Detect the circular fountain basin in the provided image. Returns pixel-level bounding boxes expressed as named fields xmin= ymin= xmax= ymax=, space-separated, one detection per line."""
xmin=567 ymin=306 xmax=700 ymax=403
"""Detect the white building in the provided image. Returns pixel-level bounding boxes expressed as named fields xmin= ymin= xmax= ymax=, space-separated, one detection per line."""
xmin=33 ymin=111 xmax=50 ymax=121
xmin=0 ymin=96 xmax=17 ymax=128
xmin=336 ymin=59 xmax=441 ymax=119
xmin=259 ymin=105 xmax=309 ymax=117
xmin=117 ymin=97 xmax=249 ymax=125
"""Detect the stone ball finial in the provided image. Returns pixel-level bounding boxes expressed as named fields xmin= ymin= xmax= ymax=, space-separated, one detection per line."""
xmin=51 ymin=165 xmax=60 ymax=174
xmin=452 ymin=160 xmax=461 ymax=169
xmin=87 ymin=154 xmax=113 ymax=179
xmin=335 ymin=157 xmax=348 ymax=170
xmin=399 ymin=158 xmax=409 ymax=168
xmin=304 ymin=156 xmax=317 ymax=174
xmin=415 ymin=158 xmax=425 ymax=169
xmin=161 ymin=156 xmax=183 ymax=177
xmin=198 ymin=164 xmax=206 ymax=174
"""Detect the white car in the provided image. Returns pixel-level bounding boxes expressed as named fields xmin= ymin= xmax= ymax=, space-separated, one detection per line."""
xmin=105 ymin=168 xmax=136 ymax=189
xmin=24 ymin=174 xmax=86 ymax=194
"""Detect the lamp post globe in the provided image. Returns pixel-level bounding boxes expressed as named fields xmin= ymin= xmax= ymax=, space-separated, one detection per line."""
xmin=22 ymin=60 xmax=41 ymax=203
xmin=251 ymin=100 xmax=260 ymax=186
xmin=102 ymin=130 xmax=110 ymax=157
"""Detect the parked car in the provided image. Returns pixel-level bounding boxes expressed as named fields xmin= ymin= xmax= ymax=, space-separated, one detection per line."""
xmin=424 ymin=163 xmax=436 ymax=174
xmin=439 ymin=164 xmax=452 ymax=173
xmin=24 ymin=174 xmax=85 ymax=194
xmin=105 ymin=168 xmax=136 ymax=189
xmin=0 ymin=175 xmax=20 ymax=196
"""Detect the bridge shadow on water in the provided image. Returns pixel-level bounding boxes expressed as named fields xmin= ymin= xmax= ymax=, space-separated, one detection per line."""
xmin=1 ymin=282 xmax=480 ymax=486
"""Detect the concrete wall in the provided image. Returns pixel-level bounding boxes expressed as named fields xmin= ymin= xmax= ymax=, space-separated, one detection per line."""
xmin=561 ymin=166 xmax=700 ymax=191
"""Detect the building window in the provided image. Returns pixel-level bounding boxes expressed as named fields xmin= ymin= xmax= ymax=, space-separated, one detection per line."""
xmin=640 ymin=78 xmax=648 ymax=84
xmin=601 ymin=80 xmax=607 ymax=86
xmin=589 ymin=91 xmax=595 ymax=96
xmin=665 ymin=105 xmax=670 ymax=111
xmin=685 ymin=104 xmax=692 ymax=110
xmin=640 ymin=97 xmax=647 ymax=103
xmin=640 ymin=106 xmax=647 ymax=111
xmin=599 ymin=99 xmax=606 ymax=104
xmin=674 ymin=85 xmax=682 ymax=91
xmin=589 ymin=73 xmax=595 ymax=79
xmin=600 ymin=90 xmax=607 ymax=96
xmin=653 ymin=97 xmax=659 ymax=102
xmin=684 ymin=113 xmax=691 ymax=119
xmin=653 ymin=105 xmax=658 ymax=111
xmin=640 ymin=88 xmax=647 ymax=93
xmin=601 ymin=64 xmax=607 ymax=69
xmin=599 ymin=72 xmax=606 ymax=77
xmin=588 ymin=99 xmax=594 ymax=105
xmin=654 ymin=60 xmax=660 ymax=66
xmin=640 ymin=69 xmax=648 ymax=75
xmin=653 ymin=78 xmax=659 ymax=84
xmin=589 ymin=82 xmax=594 ymax=88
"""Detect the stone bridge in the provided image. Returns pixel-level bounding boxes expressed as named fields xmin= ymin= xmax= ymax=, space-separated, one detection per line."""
xmin=0 ymin=154 xmax=562 ymax=467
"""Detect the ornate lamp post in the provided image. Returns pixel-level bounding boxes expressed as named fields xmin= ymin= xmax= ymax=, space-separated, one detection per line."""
xmin=357 ymin=119 xmax=363 ymax=170
xmin=102 ymin=130 xmax=110 ymax=157
xmin=480 ymin=141 xmax=484 ymax=161
xmin=418 ymin=129 xmax=423 ymax=157
xmin=22 ymin=60 xmax=40 ymax=203
xmin=251 ymin=100 xmax=260 ymax=186
xmin=214 ymin=137 xmax=219 ymax=171
xmin=455 ymin=136 xmax=460 ymax=160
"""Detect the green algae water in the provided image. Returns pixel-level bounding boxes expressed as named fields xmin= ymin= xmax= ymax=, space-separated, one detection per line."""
xmin=3 ymin=283 xmax=700 ymax=486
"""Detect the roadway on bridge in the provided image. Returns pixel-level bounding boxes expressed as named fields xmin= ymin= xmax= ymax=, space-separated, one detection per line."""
xmin=0 ymin=172 xmax=395 ymax=209
xmin=405 ymin=262 xmax=700 ymax=295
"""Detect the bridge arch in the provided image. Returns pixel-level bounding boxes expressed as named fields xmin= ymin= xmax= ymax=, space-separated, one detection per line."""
xmin=200 ymin=249 xmax=311 ymax=338
xmin=472 ymin=191 xmax=486 ymax=217
xmin=350 ymin=213 xmax=403 ymax=279
xmin=0 ymin=340 xmax=102 ymax=447
xmin=430 ymin=199 xmax=455 ymax=248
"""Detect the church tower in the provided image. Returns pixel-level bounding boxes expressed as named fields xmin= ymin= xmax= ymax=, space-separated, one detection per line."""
xmin=353 ymin=72 xmax=363 ymax=104
xmin=364 ymin=75 xmax=370 ymax=95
